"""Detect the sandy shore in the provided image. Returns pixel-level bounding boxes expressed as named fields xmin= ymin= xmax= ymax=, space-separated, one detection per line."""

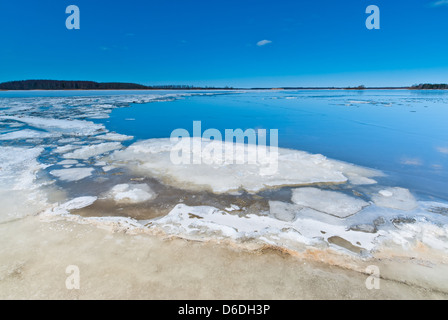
xmin=1 ymin=215 xmax=447 ymax=300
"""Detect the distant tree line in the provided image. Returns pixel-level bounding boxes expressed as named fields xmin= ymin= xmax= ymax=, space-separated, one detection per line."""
xmin=4 ymin=80 xmax=446 ymax=91
xmin=345 ymin=85 xmax=366 ymax=90
xmin=410 ymin=83 xmax=448 ymax=90
xmin=0 ymin=80 xmax=147 ymax=90
xmin=0 ymin=80 xmax=234 ymax=90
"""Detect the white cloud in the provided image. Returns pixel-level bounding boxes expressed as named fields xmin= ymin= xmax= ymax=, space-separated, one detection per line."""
xmin=400 ymin=157 xmax=423 ymax=166
xmin=432 ymin=0 xmax=448 ymax=6
xmin=436 ymin=146 xmax=448 ymax=154
xmin=257 ymin=40 xmax=272 ymax=47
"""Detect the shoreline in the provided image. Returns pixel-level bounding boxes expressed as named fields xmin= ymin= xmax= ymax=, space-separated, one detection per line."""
xmin=1 ymin=214 xmax=447 ymax=299
xmin=1 ymin=90 xmax=448 ymax=299
xmin=2 ymin=88 xmax=447 ymax=92
xmin=34 ymin=193 xmax=448 ymax=296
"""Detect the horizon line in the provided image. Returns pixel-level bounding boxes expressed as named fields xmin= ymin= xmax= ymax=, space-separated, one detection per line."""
xmin=0 ymin=79 xmax=447 ymax=91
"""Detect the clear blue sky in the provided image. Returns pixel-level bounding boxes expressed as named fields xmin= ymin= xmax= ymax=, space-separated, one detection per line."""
xmin=0 ymin=0 xmax=447 ymax=87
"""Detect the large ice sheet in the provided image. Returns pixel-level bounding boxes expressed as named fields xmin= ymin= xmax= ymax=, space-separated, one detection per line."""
xmin=109 ymin=138 xmax=381 ymax=194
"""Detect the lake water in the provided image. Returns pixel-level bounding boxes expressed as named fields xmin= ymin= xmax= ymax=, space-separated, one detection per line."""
xmin=1 ymin=89 xmax=448 ymax=258
xmin=95 ymin=90 xmax=448 ymax=201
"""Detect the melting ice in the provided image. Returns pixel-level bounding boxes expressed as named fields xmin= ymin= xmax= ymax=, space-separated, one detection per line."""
xmin=1 ymin=91 xmax=448 ymax=258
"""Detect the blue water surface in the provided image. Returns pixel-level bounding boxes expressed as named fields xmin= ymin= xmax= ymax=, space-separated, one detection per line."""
xmin=97 ymin=90 xmax=448 ymax=201
xmin=1 ymin=89 xmax=447 ymax=201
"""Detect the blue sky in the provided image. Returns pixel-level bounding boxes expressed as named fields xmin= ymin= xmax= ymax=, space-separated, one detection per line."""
xmin=0 ymin=0 xmax=447 ymax=87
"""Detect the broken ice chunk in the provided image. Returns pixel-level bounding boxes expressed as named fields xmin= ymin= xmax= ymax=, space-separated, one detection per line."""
xmin=105 ymin=183 xmax=156 ymax=204
xmin=291 ymin=187 xmax=369 ymax=218
xmin=50 ymin=167 xmax=94 ymax=181
xmin=372 ymin=187 xmax=418 ymax=211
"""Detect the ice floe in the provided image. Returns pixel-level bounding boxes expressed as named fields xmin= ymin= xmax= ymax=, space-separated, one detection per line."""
xmin=57 ymin=159 xmax=79 ymax=166
xmin=0 ymin=146 xmax=43 ymax=187
xmin=0 ymin=147 xmax=50 ymax=222
xmin=94 ymin=132 xmax=134 ymax=141
xmin=345 ymin=172 xmax=377 ymax=185
xmin=0 ymin=129 xmax=55 ymax=140
xmin=43 ymin=196 xmax=98 ymax=216
xmin=101 ymin=165 xmax=118 ymax=172
xmin=50 ymin=167 xmax=94 ymax=181
xmin=291 ymin=187 xmax=369 ymax=218
xmin=54 ymin=145 xmax=80 ymax=154
xmin=269 ymin=201 xmax=301 ymax=222
xmin=372 ymin=187 xmax=418 ymax=211
xmin=0 ymin=116 xmax=105 ymax=136
xmin=104 ymin=183 xmax=156 ymax=204
xmin=109 ymin=138 xmax=381 ymax=194
xmin=63 ymin=142 xmax=122 ymax=159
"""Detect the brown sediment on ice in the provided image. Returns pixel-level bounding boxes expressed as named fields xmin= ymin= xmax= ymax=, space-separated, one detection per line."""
xmin=327 ymin=236 xmax=365 ymax=254
xmin=126 ymin=222 xmax=448 ymax=295
xmin=71 ymin=176 xmax=271 ymax=220
xmin=2 ymin=215 xmax=448 ymax=299
xmin=42 ymin=197 xmax=448 ymax=283
xmin=150 ymin=227 xmax=448 ymax=295
xmin=31 ymin=177 xmax=448 ymax=298
xmin=252 ymin=242 xmax=448 ymax=295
